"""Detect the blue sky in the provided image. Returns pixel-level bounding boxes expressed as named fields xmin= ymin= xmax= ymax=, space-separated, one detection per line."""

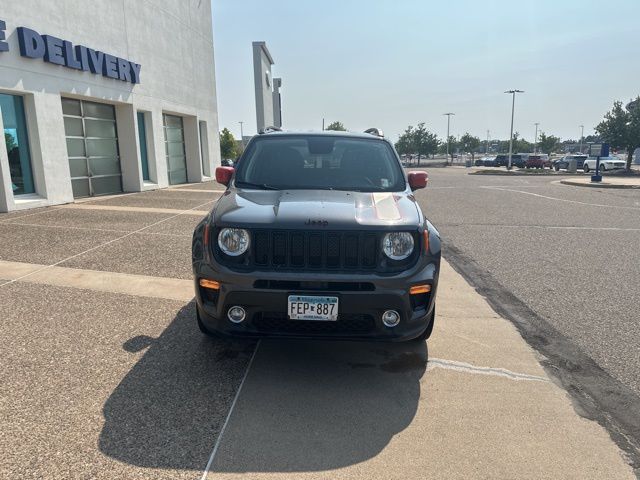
xmin=212 ymin=0 xmax=640 ymax=143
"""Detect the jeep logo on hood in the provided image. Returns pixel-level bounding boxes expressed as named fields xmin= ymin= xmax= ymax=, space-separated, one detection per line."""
xmin=305 ymin=218 xmax=329 ymax=227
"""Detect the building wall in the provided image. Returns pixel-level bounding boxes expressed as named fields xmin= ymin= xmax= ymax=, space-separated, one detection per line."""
xmin=252 ymin=41 xmax=274 ymax=133
xmin=0 ymin=0 xmax=220 ymax=211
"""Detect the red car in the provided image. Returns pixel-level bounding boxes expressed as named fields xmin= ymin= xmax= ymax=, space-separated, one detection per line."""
xmin=525 ymin=155 xmax=548 ymax=169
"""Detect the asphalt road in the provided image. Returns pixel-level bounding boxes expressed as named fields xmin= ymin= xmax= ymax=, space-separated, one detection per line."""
xmin=414 ymin=167 xmax=640 ymax=451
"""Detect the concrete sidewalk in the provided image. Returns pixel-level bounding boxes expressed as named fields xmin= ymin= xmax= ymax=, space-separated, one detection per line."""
xmin=206 ymin=261 xmax=635 ymax=479
xmin=561 ymin=176 xmax=640 ymax=189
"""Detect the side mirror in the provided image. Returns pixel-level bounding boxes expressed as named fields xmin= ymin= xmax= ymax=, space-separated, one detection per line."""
xmin=215 ymin=166 xmax=234 ymax=186
xmin=408 ymin=171 xmax=428 ymax=190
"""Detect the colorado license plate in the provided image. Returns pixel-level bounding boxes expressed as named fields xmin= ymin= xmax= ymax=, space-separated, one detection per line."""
xmin=288 ymin=295 xmax=338 ymax=321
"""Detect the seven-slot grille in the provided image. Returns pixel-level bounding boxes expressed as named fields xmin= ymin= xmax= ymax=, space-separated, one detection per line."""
xmin=252 ymin=230 xmax=379 ymax=270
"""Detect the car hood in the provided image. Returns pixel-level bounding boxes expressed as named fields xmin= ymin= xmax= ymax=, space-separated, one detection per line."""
xmin=213 ymin=189 xmax=422 ymax=230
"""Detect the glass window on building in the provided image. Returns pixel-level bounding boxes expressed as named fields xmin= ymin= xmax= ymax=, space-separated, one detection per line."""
xmin=62 ymin=98 xmax=122 ymax=198
xmin=163 ymin=114 xmax=187 ymax=185
xmin=137 ymin=112 xmax=150 ymax=181
xmin=0 ymin=93 xmax=35 ymax=195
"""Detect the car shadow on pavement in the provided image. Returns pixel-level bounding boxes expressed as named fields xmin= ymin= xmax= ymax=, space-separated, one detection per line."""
xmin=210 ymin=338 xmax=427 ymax=473
xmin=99 ymin=301 xmax=427 ymax=473
xmin=98 ymin=301 xmax=256 ymax=471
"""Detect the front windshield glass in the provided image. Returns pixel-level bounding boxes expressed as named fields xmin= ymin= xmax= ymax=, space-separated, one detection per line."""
xmin=234 ymin=135 xmax=405 ymax=192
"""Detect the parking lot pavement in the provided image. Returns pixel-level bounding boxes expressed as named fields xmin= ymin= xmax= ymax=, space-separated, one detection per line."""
xmin=207 ymin=262 xmax=634 ymax=479
xmin=0 ymin=181 xmax=636 ymax=479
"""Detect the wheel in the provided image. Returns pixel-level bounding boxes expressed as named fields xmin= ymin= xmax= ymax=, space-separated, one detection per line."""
xmin=600 ymin=165 xmax=606 ymax=173
xmin=554 ymin=165 xmax=560 ymax=171
xmin=584 ymin=164 xmax=590 ymax=173
xmin=412 ymin=305 xmax=436 ymax=342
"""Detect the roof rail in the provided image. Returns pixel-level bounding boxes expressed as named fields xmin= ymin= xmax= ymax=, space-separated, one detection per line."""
xmin=364 ymin=127 xmax=384 ymax=138
xmin=259 ymin=126 xmax=282 ymax=134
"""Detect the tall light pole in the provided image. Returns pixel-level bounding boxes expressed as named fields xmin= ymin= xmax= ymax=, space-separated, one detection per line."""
xmin=505 ymin=90 xmax=524 ymax=169
xmin=486 ymin=129 xmax=490 ymax=154
xmin=534 ymin=122 xmax=540 ymax=154
xmin=238 ymin=121 xmax=244 ymax=146
xmin=579 ymin=124 xmax=584 ymax=154
xmin=443 ymin=113 xmax=455 ymax=164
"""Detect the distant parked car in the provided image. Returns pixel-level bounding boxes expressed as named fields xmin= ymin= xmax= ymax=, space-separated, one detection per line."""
xmin=495 ymin=154 xmax=525 ymax=168
xmin=553 ymin=155 xmax=587 ymax=171
xmin=221 ymin=158 xmax=234 ymax=167
xmin=525 ymin=155 xmax=545 ymax=169
xmin=583 ymin=156 xmax=626 ymax=173
xmin=475 ymin=156 xmax=496 ymax=166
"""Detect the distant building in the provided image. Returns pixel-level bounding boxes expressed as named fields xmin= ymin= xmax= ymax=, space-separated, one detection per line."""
xmin=272 ymin=77 xmax=283 ymax=128
xmin=253 ymin=41 xmax=275 ymax=133
xmin=252 ymin=41 xmax=283 ymax=132
xmin=0 ymin=0 xmax=220 ymax=212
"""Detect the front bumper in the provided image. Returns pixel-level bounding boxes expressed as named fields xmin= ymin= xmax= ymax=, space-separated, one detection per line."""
xmin=193 ymin=261 xmax=439 ymax=342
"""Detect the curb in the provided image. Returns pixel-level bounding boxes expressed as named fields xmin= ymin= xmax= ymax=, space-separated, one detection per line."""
xmin=468 ymin=171 xmax=560 ymax=176
xmin=560 ymin=179 xmax=640 ymax=189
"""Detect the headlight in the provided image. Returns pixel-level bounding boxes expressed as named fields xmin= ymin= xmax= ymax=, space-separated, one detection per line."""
xmin=218 ymin=228 xmax=250 ymax=256
xmin=382 ymin=232 xmax=414 ymax=260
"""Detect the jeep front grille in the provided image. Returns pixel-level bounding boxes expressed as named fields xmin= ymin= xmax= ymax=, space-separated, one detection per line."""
xmin=253 ymin=230 xmax=378 ymax=271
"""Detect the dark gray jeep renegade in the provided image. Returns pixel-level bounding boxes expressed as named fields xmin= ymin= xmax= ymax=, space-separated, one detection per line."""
xmin=192 ymin=129 xmax=441 ymax=341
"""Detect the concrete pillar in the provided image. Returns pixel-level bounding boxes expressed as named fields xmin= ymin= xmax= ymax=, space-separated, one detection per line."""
xmin=115 ymin=103 xmax=143 ymax=192
xmin=32 ymin=92 xmax=73 ymax=203
xmin=0 ymin=112 xmax=14 ymax=212
xmin=184 ymin=115 xmax=203 ymax=183
xmin=199 ymin=120 xmax=211 ymax=177
xmin=151 ymin=108 xmax=169 ymax=187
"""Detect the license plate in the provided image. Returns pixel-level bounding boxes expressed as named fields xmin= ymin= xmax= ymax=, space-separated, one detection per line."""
xmin=288 ymin=295 xmax=338 ymax=321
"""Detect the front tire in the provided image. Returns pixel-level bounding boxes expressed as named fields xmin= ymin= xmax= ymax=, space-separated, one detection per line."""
xmin=584 ymin=164 xmax=590 ymax=173
xmin=412 ymin=306 xmax=436 ymax=342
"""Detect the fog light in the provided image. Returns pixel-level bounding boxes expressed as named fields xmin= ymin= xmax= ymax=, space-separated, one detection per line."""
xmin=382 ymin=310 xmax=400 ymax=327
xmin=227 ymin=306 xmax=246 ymax=323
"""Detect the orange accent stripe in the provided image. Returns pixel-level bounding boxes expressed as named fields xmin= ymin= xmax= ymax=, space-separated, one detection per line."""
xmin=199 ymin=278 xmax=220 ymax=290
xmin=410 ymin=284 xmax=431 ymax=295
xmin=372 ymin=193 xmax=402 ymax=221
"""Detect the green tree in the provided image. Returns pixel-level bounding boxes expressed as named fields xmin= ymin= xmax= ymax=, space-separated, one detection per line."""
xmin=510 ymin=132 xmax=533 ymax=153
xmin=325 ymin=121 xmax=346 ymax=131
xmin=443 ymin=136 xmax=458 ymax=163
xmin=219 ymin=128 xmax=238 ymax=160
xmin=595 ymin=97 xmax=640 ymax=170
xmin=395 ymin=126 xmax=416 ymax=158
xmin=537 ymin=132 xmax=561 ymax=155
xmin=459 ymin=133 xmax=481 ymax=161
xmin=413 ymin=123 xmax=439 ymax=164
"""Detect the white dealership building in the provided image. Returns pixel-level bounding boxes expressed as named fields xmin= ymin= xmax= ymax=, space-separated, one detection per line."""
xmin=0 ymin=0 xmax=220 ymax=212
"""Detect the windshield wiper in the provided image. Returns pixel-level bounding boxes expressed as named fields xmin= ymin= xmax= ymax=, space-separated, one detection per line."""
xmin=235 ymin=181 xmax=280 ymax=190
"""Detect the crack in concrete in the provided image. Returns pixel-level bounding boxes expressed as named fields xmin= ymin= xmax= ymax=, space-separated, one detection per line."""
xmin=428 ymin=358 xmax=548 ymax=382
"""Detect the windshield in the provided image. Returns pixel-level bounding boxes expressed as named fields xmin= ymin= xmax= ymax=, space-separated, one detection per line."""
xmin=234 ymin=135 xmax=405 ymax=191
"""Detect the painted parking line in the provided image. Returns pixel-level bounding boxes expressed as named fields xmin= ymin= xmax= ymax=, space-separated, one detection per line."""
xmin=0 ymin=199 xmax=213 ymax=289
xmin=58 ymin=204 xmax=211 ymax=216
xmin=166 ymin=188 xmax=226 ymax=194
xmin=0 ymin=221 xmax=192 ymax=237
xmin=482 ymin=186 xmax=640 ymax=211
xmin=438 ymin=223 xmax=640 ymax=232
xmin=0 ymin=260 xmax=193 ymax=301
